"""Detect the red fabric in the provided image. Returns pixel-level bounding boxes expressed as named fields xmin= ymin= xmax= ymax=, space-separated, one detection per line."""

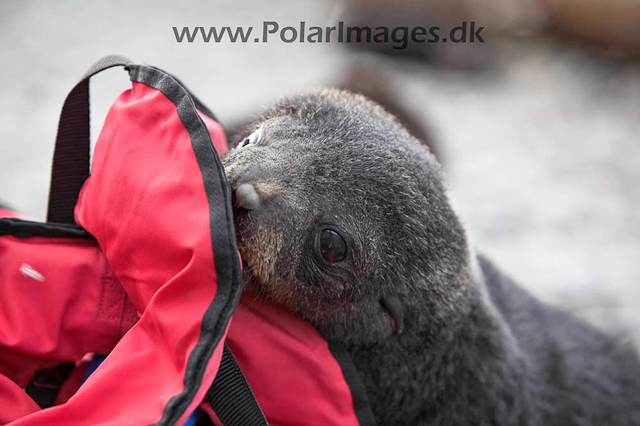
xmin=0 ymin=237 xmax=135 ymax=385
xmin=0 ymin=236 xmax=136 ymax=424
xmin=227 ymin=295 xmax=362 ymax=426
xmin=198 ymin=111 xmax=227 ymax=157
xmin=0 ymin=208 xmax=21 ymax=219
xmin=0 ymin=375 xmax=39 ymax=423
xmin=2 ymin=82 xmax=232 ymax=425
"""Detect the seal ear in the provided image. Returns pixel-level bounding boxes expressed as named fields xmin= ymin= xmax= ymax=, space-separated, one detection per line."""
xmin=381 ymin=295 xmax=405 ymax=335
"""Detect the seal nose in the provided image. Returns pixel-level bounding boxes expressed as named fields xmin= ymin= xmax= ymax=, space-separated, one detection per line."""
xmin=233 ymin=183 xmax=261 ymax=211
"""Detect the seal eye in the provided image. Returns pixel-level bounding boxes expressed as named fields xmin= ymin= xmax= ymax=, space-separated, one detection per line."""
xmin=319 ymin=229 xmax=347 ymax=264
xmin=238 ymin=126 xmax=264 ymax=149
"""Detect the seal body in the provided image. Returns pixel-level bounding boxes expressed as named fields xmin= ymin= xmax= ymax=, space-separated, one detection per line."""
xmin=222 ymin=89 xmax=640 ymax=425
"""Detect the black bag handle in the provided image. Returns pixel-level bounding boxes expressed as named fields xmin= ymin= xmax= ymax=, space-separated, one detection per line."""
xmin=46 ymin=56 xmax=224 ymax=224
xmin=47 ymin=55 xmax=133 ymax=224
xmin=43 ymin=56 xmax=268 ymax=425
xmin=207 ymin=345 xmax=269 ymax=426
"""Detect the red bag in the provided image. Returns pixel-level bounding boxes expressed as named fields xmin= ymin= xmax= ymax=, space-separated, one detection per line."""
xmin=0 ymin=56 xmax=374 ymax=426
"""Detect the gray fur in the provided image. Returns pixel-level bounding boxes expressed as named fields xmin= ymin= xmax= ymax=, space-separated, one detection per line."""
xmin=222 ymin=89 xmax=640 ymax=425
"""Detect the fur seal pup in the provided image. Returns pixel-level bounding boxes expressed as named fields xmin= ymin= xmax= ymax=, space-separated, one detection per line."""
xmin=222 ymin=89 xmax=640 ymax=425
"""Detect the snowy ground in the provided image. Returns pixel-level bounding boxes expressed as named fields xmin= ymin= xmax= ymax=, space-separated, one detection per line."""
xmin=1 ymin=0 xmax=638 ymax=346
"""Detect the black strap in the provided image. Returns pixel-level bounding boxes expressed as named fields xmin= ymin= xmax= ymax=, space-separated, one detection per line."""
xmin=46 ymin=56 xmax=224 ymax=225
xmin=328 ymin=342 xmax=376 ymax=426
xmin=207 ymin=345 xmax=269 ymax=426
xmin=25 ymin=362 xmax=76 ymax=409
xmin=47 ymin=55 xmax=133 ymax=224
xmin=42 ymin=56 xmax=267 ymax=425
xmin=0 ymin=218 xmax=93 ymax=239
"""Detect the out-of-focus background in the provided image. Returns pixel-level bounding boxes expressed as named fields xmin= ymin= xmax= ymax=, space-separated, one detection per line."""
xmin=1 ymin=1 xmax=639 ymax=345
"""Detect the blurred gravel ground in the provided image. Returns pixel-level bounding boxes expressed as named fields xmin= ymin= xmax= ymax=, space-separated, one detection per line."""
xmin=1 ymin=0 xmax=638 ymax=345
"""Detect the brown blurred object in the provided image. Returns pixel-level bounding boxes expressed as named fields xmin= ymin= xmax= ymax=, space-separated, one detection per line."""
xmin=339 ymin=0 xmax=547 ymax=68
xmin=340 ymin=0 xmax=640 ymax=59
xmin=541 ymin=0 xmax=640 ymax=52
